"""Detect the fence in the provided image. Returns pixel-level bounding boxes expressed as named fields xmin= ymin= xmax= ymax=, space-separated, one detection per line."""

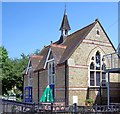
xmin=103 ymin=52 xmax=120 ymax=70
xmin=0 ymin=99 xmax=120 ymax=114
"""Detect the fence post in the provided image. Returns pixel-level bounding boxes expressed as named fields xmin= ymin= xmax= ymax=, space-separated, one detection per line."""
xmin=51 ymin=102 xmax=53 ymax=114
xmin=95 ymin=104 xmax=98 ymax=112
xmin=73 ymin=103 xmax=77 ymax=114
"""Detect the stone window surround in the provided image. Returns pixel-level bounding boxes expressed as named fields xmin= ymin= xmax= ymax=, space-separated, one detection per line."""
xmin=89 ymin=51 xmax=106 ymax=87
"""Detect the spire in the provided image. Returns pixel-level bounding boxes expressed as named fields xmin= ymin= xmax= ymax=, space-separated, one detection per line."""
xmin=59 ymin=6 xmax=71 ymax=36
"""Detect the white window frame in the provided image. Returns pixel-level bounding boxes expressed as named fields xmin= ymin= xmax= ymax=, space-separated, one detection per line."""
xmin=48 ymin=60 xmax=56 ymax=85
xmin=89 ymin=51 xmax=106 ymax=87
xmin=28 ymin=66 xmax=33 ymax=87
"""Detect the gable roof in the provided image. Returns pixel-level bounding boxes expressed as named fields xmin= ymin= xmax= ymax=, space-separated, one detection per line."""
xmin=59 ymin=21 xmax=96 ymax=63
xmin=30 ymin=55 xmax=43 ymax=70
xmin=34 ymin=19 xmax=115 ymax=71
xmin=36 ymin=46 xmax=49 ymax=70
xmin=23 ymin=55 xmax=43 ymax=74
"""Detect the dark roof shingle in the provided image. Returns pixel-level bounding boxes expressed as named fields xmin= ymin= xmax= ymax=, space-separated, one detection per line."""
xmin=35 ymin=21 xmax=97 ymax=71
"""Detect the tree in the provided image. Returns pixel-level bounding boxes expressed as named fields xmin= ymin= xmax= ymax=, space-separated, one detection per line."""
xmin=0 ymin=46 xmax=29 ymax=99
xmin=0 ymin=46 xmax=9 ymax=94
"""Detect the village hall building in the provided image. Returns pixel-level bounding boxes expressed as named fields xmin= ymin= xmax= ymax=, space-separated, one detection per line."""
xmin=23 ymin=9 xmax=120 ymax=106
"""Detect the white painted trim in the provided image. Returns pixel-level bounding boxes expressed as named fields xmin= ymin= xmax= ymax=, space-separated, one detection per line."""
xmin=44 ymin=48 xmax=52 ymax=69
xmin=26 ymin=57 xmax=31 ymax=74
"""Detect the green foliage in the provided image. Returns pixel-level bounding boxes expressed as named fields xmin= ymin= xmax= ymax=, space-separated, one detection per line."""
xmin=85 ymin=98 xmax=94 ymax=106
xmin=0 ymin=46 xmax=29 ymax=99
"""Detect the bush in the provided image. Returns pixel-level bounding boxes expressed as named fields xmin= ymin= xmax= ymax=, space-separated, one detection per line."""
xmin=85 ymin=98 xmax=93 ymax=106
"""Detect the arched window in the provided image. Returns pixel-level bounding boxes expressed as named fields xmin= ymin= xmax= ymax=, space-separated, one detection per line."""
xmin=96 ymin=51 xmax=101 ymax=70
xmin=90 ymin=62 xmax=94 ymax=70
xmin=97 ymin=30 xmax=100 ymax=35
xmin=89 ymin=51 xmax=106 ymax=87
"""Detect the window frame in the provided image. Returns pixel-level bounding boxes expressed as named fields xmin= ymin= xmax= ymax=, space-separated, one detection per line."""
xmin=89 ymin=51 xmax=106 ymax=87
xmin=28 ymin=66 xmax=33 ymax=87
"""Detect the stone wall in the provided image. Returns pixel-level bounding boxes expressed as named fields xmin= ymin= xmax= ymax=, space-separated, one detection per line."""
xmin=68 ymin=22 xmax=120 ymax=105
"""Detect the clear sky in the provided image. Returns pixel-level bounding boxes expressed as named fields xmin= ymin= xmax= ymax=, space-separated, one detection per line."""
xmin=2 ymin=2 xmax=118 ymax=58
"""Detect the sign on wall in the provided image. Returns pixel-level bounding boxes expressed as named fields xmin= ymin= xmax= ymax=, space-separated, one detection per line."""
xmin=24 ymin=86 xmax=32 ymax=103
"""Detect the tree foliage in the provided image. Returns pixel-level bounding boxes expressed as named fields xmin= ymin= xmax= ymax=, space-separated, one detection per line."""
xmin=0 ymin=46 xmax=29 ymax=98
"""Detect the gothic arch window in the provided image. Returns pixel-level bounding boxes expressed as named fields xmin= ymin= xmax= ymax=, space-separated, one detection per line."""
xmin=97 ymin=30 xmax=100 ymax=35
xmin=96 ymin=29 xmax=100 ymax=36
xmin=89 ymin=51 xmax=106 ymax=87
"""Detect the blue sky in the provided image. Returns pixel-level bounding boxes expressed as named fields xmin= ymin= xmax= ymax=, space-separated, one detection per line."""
xmin=2 ymin=2 xmax=118 ymax=58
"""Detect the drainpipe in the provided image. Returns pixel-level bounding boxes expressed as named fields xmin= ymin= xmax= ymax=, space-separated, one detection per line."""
xmin=65 ymin=60 xmax=68 ymax=105
xmin=38 ymin=71 xmax=40 ymax=104
xmin=23 ymin=74 xmax=24 ymax=103
xmin=107 ymin=72 xmax=110 ymax=108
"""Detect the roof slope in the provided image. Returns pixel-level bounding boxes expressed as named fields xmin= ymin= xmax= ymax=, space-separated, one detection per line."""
xmin=35 ymin=21 xmax=96 ymax=71
xmin=34 ymin=19 xmax=115 ymax=71
xmin=36 ymin=46 xmax=49 ymax=70
xmin=51 ymin=44 xmax=66 ymax=64
xmin=30 ymin=55 xmax=43 ymax=70
xmin=59 ymin=21 xmax=96 ymax=63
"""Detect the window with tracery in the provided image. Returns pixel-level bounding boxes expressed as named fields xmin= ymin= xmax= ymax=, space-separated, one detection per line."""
xmin=90 ymin=51 xmax=106 ymax=87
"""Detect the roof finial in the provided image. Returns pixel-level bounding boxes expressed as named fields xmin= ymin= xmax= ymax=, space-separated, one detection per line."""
xmin=64 ymin=2 xmax=67 ymax=15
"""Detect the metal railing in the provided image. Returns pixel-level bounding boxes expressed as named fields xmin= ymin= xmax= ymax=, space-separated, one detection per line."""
xmin=103 ymin=52 xmax=120 ymax=70
xmin=0 ymin=99 xmax=120 ymax=113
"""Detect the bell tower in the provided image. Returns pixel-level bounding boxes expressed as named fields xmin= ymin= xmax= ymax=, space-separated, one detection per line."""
xmin=58 ymin=7 xmax=71 ymax=44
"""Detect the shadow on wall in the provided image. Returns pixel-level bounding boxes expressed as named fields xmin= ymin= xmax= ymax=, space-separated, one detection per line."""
xmin=86 ymin=82 xmax=120 ymax=105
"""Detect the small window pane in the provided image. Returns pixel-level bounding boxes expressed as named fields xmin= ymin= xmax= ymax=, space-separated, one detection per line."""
xmin=52 ymin=62 xmax=55 ymax=74
xmin=102 ymin=72 xmax=106 ymax=86
xmin=96 ymin=51 xmax=101 ymax=70
xmin=96 ymin=72 xmax=100 ymax=86
xmin=97 ymin=30 xmax=100 ymax=35
xmin=90 ymin=62 xmax=94 ymax=70
xmin=90 ymin=71 xmax=94 ymax=86
xmin=102 ymin=63 xmax=106 ymax=70
xmin=102 ymin=72 xmax=106 ymax=79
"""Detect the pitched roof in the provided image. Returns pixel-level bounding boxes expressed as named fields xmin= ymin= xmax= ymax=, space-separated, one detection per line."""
xmin=36 ymin=46 xmax=49 ymax=70
xmin=30 ymin=55 xmax=43 ymax=70
xmin=22 ymin=55 xmax=43 ymax=74
xmin=59 ymin=21 xmax=96 ymax=63
xmin=34 ymin=19 xmax=115 ymax=71
xmin=51 ymin=44 xmax=66 ymax=64
xmin=34 ymin=21 xmax=96 ymax=71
